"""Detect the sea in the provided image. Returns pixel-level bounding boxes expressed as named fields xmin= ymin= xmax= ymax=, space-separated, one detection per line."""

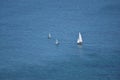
xmin=0 ymin=0 xmax=120 ymax=80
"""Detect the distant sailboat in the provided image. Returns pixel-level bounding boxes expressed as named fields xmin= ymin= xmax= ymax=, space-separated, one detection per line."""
xmin=55 ymin=39 xmax=59 ymax=45
xmin=77 ymin=32 xmax=83 ymax=45
xmin=48 ymin=33 xmax=51 ymax=39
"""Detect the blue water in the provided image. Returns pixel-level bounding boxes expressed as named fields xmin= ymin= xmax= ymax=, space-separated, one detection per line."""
xmin=0 ymin=0 xmax=120 ymax=80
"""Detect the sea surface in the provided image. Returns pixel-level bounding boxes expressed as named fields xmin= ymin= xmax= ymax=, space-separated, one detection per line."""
xmin=0 ymin=0 xmax=120 ymax=80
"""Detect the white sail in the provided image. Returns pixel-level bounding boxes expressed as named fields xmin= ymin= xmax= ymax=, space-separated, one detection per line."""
xmin=48 ymin=33 xmax=51 ymax=39
xmin=56 ymin=39 xmax=59 ymax=45
xmin=77 ymin=32 xmax=83 ymax=44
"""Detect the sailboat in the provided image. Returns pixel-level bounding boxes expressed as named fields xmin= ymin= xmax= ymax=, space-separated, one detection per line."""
xmin=48 ymin=33 xmax=51 ymax=39
xmin=77 ymin=32 xmax=83 ymax=45
xmin=55 ymin=39 xmax=59 ymax=45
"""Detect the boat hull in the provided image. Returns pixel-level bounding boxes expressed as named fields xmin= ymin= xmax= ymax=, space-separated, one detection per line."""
xmin=48 ymin=37 xmax=51 ymax=39
xmin=77 ymin=42 xmax=82 ymax=45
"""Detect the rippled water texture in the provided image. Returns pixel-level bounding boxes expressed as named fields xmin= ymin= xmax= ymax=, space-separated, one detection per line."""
xmin=0 ymin=0 xmax=120 ymax=80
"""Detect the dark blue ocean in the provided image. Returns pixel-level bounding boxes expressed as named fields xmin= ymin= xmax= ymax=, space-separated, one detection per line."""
xmin=0 ymin=0 xmax=120 ymax=80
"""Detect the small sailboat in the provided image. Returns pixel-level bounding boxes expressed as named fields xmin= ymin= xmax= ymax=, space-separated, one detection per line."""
xmin=48 ymin=33 xmax=51 ymax=39
xmin=55 ymin=39 xmax=59 ymax=45
xmin=77 ymin=32 xmax=83 ymax=45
